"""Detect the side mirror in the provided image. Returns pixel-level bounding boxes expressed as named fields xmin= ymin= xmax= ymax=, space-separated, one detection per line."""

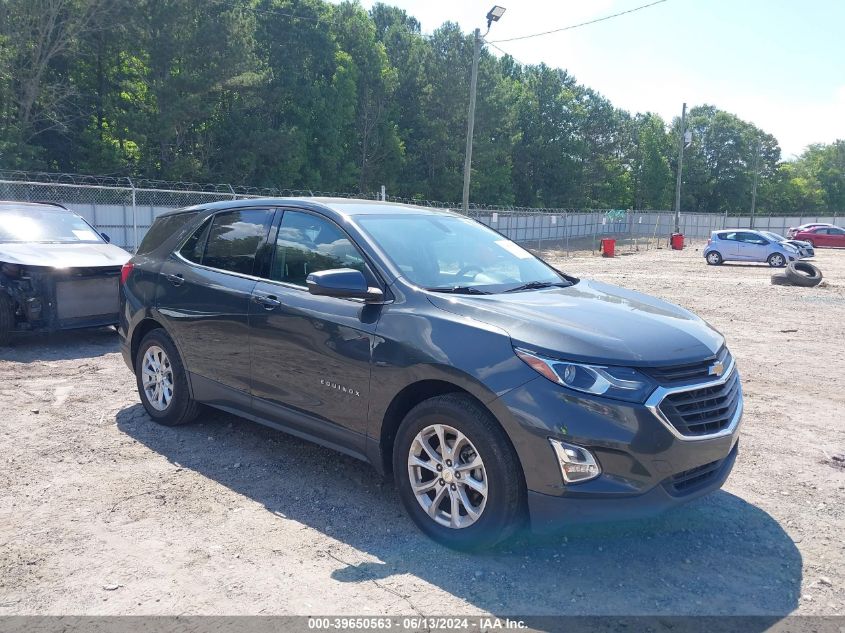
xmin=100 ymin=232 xmax=111 ymax=243
xmin=306 ymin=268 xmax=384 ymax=302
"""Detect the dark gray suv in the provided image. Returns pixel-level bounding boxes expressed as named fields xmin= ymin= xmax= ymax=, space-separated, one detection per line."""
xmin=119 ymin=199 xmax=742 ymax=549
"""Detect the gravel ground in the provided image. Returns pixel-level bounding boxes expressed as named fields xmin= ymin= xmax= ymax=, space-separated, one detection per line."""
xmin=0 ymin=245 xmax=843 ymax=617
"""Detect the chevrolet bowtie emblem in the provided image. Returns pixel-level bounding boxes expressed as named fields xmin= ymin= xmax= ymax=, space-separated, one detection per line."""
xmin=709 ymin=361 xmax=725 ymax=377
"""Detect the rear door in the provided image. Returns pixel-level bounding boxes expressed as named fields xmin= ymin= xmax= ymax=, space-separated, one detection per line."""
xmin=824 ymin=227 xmax=845 ymax=247
xmin=156 ymin=208 xmax=275 ymax=396
xmin=717 ymin=232 xmax=740 ymax=258
xmin=247 ymin=209 xmax=381 ymax=454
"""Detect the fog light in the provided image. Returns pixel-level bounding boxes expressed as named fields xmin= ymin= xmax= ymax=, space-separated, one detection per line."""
xmin=549 ymin=439 xmax=601 ymax=484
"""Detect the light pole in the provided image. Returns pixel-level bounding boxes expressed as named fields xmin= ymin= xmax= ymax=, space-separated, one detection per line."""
xmin=462 ymin=5 xmax=506 ymax=215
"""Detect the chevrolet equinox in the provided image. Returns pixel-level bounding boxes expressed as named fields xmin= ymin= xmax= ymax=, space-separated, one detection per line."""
xmin=119 ymin=199 xmax=742 ymax=549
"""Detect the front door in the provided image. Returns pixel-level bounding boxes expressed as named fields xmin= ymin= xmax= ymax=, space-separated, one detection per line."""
xmin=735 ymin=232 xmax=767 ymax=260
xmin=248 ymin=209 xmax=381 ymax=453
xmin=156 ymin=208 xmax=274 ymax=395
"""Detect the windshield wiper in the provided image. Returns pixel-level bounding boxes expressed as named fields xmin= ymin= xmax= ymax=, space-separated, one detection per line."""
xmin=427 ymin=285 xmax=491 ymax=295
xmin=504 ymin=281 xmax=566 ymax=293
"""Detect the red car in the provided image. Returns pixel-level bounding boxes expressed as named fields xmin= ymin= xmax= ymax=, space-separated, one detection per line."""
xmin=787 ymin=223 xmax=835 ymax=238
xmin=792 ymin=225 xmax=845 ymax=248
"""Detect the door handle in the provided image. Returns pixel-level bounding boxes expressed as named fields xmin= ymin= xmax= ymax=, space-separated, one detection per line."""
xmin=253 ymin=294 xmax=281 ymax=310
xmin=165 ymin=273 xmax=184 ymax=286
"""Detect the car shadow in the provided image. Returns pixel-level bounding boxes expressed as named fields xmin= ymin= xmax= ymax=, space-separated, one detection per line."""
xmin=116 ymin=404 xmax=801 ymax=623
xmin=718 ymin=263 xmax=787 ymax=269
xmin=1 ymin=327 xmax=119 ymax=363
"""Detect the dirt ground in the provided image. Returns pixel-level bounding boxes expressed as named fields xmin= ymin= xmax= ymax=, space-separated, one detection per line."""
xmin=1 ymin=245 xmax=843 ymax=618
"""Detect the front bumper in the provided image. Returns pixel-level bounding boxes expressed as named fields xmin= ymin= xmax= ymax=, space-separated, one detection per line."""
xmin=490 ymin=368 xmax=743 ymax=533
xmin=528 ymin=440 xmax=738 ymax=532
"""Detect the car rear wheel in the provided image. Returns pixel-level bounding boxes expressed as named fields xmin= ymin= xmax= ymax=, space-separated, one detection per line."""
xmin=135 ymin=328 xmax=200 ymax=426
xmin=393 ymin=394 xmax=525 ymax=550
xmin=0 ymin=293 xmax=13 ymax=346
xmin=767 ymin=253 xmax=786 ymax=268
xmin=706 ymin=251 xmax=723 ymax=265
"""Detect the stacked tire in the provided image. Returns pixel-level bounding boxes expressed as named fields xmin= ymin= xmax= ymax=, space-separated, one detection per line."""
xmin=771 ymin=262 xmax=823 ymax=287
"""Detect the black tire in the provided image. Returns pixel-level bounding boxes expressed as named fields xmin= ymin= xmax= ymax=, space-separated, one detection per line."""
xmin=392 ymin=394 xmax=525 ymax=550
xmin=767 ymin=253 xmax=786 ymax=268
xmin=785 ymin=261 xmax=823 ymax=287
xmin=771 ymin=274 xmax=789 ymax=286
xmin=706 ymin=251 xmax=723 ymax=265
xmin=134 ymin=328 xmax=200 ymax=426
xmin=0 ymin=292 xmax=13 ymax=346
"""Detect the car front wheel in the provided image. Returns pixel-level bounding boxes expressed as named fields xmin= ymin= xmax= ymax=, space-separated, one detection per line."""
xmin=135 ymin=328 xmax=200 ymax=426
xmin=767 ymin=253 xmax=786 ymax=268
xmin=393 ymin=394 xmax=525 ymax=550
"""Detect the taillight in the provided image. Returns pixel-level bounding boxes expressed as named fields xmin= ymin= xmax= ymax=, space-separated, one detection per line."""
xmin=707 ymin=238 xmax=711 ymax=245
xmin=120 ymin=262 xmax=135 ymax=285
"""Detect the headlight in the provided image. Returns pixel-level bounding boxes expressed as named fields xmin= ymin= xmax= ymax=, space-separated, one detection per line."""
xmin=515 ymin=348 xmax=656 ymax=403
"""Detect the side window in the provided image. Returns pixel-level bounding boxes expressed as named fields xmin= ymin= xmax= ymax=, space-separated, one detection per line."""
xmin=738 ymin=232 xmax=765 ymax=244
xmin=271 ymin=211 xmax=366 ymax=286
xmin=191 ymin=209 xmax=273 ymax=275
xmin=722 ymin=232 xmax=737 ymax=241
xmin=180 ymin=217 xmax=211 ymax=264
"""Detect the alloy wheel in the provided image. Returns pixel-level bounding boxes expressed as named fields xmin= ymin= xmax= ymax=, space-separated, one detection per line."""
xmin=141 ymin=345 xmax=174 ymax=411
xmin=407 ymin=424 xmax=488 ymax=529
xmin=770 ymin=254 xmax=785 ymax=267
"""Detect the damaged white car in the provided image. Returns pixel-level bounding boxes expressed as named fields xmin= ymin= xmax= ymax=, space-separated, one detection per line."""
xmin=0 ymin=201 xmax=130 ymax=345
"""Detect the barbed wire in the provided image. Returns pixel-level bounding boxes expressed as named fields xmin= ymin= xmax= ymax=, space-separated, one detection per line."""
xmin=0 ymin=170 xmax=642 ymax=214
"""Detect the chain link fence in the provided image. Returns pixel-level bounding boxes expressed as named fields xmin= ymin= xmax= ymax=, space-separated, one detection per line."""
xmin=1 ymin=171 xmax=841 ymax=255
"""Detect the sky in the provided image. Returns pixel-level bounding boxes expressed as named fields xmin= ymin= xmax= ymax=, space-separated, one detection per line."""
xmin=333 ymin=0 xmax=845 ymax=159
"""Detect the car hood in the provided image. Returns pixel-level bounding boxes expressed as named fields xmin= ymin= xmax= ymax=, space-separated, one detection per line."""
xmin=0 ymin=242 xmax=131 ymax=267
xmin=785 ymin=239 xmax=811 ymax=247
xmin=428 ymin=279 xmax=724 ymax=366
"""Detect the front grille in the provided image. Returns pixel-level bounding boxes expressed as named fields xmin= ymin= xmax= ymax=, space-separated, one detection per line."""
xmin=658 ymin=370 xmax=741 ymax=436
xmin=645 ymin=347 xmax=731 ymax=385
xmin=668 ymin=457 xmax=725 ymax=494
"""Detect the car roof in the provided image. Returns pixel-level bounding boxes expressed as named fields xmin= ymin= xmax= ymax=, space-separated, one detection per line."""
xmin=159 ymin=197 xmax=463 ymax=219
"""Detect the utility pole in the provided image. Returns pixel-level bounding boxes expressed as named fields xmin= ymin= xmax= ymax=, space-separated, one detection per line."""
xmin=750 ymin=138 xmax=762 ymax=228
xmin=673 ymin=102 xmax=687 ymax=234
xmin=462 ymin=28 xmax=482 ymax=216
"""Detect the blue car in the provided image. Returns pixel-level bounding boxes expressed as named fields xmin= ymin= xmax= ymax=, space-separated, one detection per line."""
xmin=703 ymin=229 xmax=802 ymax=267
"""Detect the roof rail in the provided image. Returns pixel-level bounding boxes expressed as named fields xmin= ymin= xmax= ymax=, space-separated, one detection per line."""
xmin=29 ymin=200 xmax=69 ymax=210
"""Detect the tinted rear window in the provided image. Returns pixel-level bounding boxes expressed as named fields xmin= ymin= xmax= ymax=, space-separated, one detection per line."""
xmin=137 ymin=212 xmax=198 ymax=255
xmin=200 ymin=209 xmax=274 ymax=275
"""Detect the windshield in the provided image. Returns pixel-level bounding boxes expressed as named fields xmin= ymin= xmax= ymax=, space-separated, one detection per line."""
xmin=356 ymin=214 xmax=565 ymax=292
xmin=0 ymin=207 xmax=104 ymax=244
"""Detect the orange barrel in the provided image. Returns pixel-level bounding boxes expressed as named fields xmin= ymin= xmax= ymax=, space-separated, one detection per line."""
xmin=671 ymin=233 xmax=685 ymax=250
xmin=600 ymin=238 xmax=616 ymax=257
